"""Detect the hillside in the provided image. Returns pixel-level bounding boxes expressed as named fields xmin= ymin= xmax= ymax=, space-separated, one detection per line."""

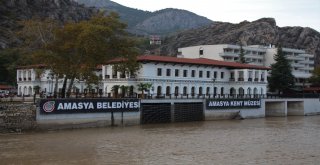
xmin=0 ymin=0 xmax=95 ymax=49
xmin=73 ymin=0 xmax=213 ymax=35
xmin=161 ymin=18 xmax=320 ymax=66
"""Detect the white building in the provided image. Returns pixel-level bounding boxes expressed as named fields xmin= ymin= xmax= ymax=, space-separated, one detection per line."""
xmin=16 ymin=64 xmax=101 ymax=97
xmin=101 ymin=55 xmax=269 ymax=98
xmin=17 ymin=55 xmax=269 ymax=98
xmin=178 ymin=44 xmax=314 ymax=87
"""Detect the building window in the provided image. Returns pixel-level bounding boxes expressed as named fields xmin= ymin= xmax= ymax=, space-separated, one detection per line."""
xmin=214 ymin=71 xmax=217 ymax=79
xmin=191 ymin=87 xmax=195 ymax=96
xmin=199 ymin=87 xmax=203 ymax=95
xmin=221 ymin=72 xmax=224 ymax=79
xmin=221 ymin=87 xmax=224 ymax=95
xmin=191 ymin=70 xmax=195 ymax=77
xmin=206 ymin=71 xmax=210 ymax=78
xmin=199 ymin=48 xmax=204 ymax=55
xmin=157 ymin=68 xmax=162 ymax=76
xmin=175 ymin=69 xmax=179 ymax=77
xmin=175 ymin=86 xmax=179 ymax=96
xmin=166 ymin=69 xmax=171 ymax=76
xmin=206 ymin=87 xmax=210 ymax=95
xmin=166 ymin=86 xmax=170 ymax=96
xmin=183 ymin=70 xmax=188 ymax=77
xmin=183 ymin=86 xmax=187 ymax=95
xmin=157 ymin=86 xmax=162 ymax=96
xmin=199 ymin=71 xmax=203 ymax=78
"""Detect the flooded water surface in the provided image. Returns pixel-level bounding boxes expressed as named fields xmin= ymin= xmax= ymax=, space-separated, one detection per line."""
xmin=1 ymin=116 xmax=320 ymax=164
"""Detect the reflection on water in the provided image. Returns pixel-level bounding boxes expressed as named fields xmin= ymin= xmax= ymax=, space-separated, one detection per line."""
xmin=1 ymin=116 xmax=320 ymax=164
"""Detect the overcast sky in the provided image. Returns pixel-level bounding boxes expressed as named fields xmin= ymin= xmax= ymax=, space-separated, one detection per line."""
xmin=112 ymin=0 xmax=320 ymax=32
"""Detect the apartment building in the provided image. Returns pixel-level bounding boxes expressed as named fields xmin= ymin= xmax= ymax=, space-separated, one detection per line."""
xmin=178 ymin=44 xmax=314 ymax=87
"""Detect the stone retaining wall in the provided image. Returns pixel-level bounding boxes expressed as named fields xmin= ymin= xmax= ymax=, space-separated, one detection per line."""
xmin=0 ymin=103 xmax=36 ymax=133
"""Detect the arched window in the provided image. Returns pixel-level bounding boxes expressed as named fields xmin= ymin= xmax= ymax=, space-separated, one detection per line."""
xmin=183 ymin=86 xmax=187 ymax=96
xmin=247 ymin=88 xmax=251 ymax=95
xmin=199 ymin=87 xmax=203 ymax=96
xmin=175 ymin=86 xmax=179 ymax=96
xmin=191 ymin=87 xmax=195 ymax=96
xmin=206 ymin=87 xmax=210 ymax=95
xmin=230 ymin=87 xmax=236 ymax=95
xmin=260 ymin=88 xmax=264 ymax=95
xmin=254 ymin=88 xmax=258 ymax=95
xmin=166 ymin=86 xmax=171 ymax=96
xmin=239 ymin=87 xmax=244 ymax=95
xmin=221 ymin=87 xmax=224 ymax=95
xmin=214 ymin=87 xmax=217 ymax=95
xmin=157 ymin=86 xmax=162 ymax=96
xmin=28 ymin=86 xmax=32 ymax=95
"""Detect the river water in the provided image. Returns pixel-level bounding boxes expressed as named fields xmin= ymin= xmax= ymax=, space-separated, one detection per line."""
xmin=1 ymin=116 xmax=320 ymax=165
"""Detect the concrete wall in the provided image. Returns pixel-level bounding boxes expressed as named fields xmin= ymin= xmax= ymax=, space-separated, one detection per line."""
xmin=0 ymin=103 xmax=36 ymax=132
xmin=304 ymin=99 xmax=320 ymax=115
xmin=265 ymin=100 xmax=287 ymax=117
xmin=287 ymin=101 xmax=304 ymax=116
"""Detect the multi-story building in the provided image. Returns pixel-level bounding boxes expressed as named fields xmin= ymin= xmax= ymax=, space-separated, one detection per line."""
xmin=178 ymin=44 xmax=314 ymax=87
xmin=16 ymin=64 xmax=101 ymax=97
xmin=17 ymin=55 xmax=269 ymax=98
xmin=102 ymin=55 xmax=269 ymax=97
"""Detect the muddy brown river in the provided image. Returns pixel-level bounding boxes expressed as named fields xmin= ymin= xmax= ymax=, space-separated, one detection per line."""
xmin=1 ymin=116 xmax=320 ymax=165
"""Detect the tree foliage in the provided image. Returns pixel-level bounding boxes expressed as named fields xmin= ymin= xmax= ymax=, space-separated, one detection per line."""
xmin=18 ymin=12 xmax=140 ymax=98
xmin=137 ymin=82 xmax=152 ymax=98
xmin=238 ymin=43 xmax=246 ymax=64
xmin=309 ymin=67 xmax=320 ymax=86
xmin=268 ymin=45 xmax=295 ymax=94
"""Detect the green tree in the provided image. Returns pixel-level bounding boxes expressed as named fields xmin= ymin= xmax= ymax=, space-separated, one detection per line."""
xmin=137 ymin=82 xmax=152 ymax=99
xmin=309 ymin=67 xmax=320 ymax=86
xmin=19 ymin=12 xmax=140 ymax=98
xmin=111 ymin=85 xmax=120 ymax=98
xmin=268 ymin=45 xmax=295 ymax=94
xmin=238 ymin=43 xmax=246 ymax=63
xmin=120 ymin=85 xmax=129 ymax=98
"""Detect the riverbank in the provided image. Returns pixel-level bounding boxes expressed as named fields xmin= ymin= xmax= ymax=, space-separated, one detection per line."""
xmin=0 ymin=103 xmax=36 ymax=133
xmin=1 ymin=98 xmax=320 ymax=133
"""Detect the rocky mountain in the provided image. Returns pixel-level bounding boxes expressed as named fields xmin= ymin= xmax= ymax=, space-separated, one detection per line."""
xmin=161 ymin=18 xmax=320 ymax=66
xmin=0 ymin=0 xmax=95 ymax=49
xmin=73 ymin=0 xmax=213 ymax=35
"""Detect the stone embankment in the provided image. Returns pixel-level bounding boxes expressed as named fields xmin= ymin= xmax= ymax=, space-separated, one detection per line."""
xmin=0 ymin=103 xmax=36 ymax=133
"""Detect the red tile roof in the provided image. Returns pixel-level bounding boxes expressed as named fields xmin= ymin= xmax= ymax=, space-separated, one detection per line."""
xmin=108 ymin=55 xmax=270 ymax=70
xmin=16 ymin=64 xmax=47 ymax=69
xmin=0 ymin=85 xmax=14 ymax=90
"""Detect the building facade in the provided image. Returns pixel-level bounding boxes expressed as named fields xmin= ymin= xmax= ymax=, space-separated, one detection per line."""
xmin=101 ymin=55 xmax=269 ymax=98
xmin=178 ymin=44 xmax=314 ymax=87
xmin=17 ymin=56 xmax=269 ymax=98
xmin=16 ymin=65 xmax=101 ymax=97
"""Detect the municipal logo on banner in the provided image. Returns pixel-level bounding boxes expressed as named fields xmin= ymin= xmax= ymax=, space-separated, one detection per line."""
xmin=43 ymin=101 xmax=55 ymax=113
